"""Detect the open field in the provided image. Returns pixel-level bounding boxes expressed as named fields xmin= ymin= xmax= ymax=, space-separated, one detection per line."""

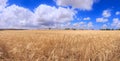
xmin=0 ymin=30 xmax=120 ymax=61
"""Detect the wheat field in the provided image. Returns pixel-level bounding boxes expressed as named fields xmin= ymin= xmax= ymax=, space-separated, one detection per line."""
xmin=0 ymin=30 xmax=119 ymax=61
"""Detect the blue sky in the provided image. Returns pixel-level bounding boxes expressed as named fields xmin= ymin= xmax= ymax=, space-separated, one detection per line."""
xmin=0 ymin=0 xmax=120 ymax=29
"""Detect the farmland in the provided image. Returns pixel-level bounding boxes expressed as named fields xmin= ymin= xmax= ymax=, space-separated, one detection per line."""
xmin=0 ymin=30 xmax=120 ymax=61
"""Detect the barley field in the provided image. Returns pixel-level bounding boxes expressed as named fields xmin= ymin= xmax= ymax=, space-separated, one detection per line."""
xmin=0 ymin=30 xmax=120 ymax=61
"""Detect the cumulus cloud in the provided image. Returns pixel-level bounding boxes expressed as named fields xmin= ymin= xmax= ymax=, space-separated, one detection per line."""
xmin=83 ymin=17 xmax=91 ymax=20
xmin=72 ymin=22 xmax=93 ymax=29
xmin=34 ymin=4 xmax=76 ymax=27
xmin=87 ymin=22 xmax=93 ymax=29
xmin=0 ymin=0 xmax=35 ymax=29
xmin=96 ymin=10 xmax=110 ymax=23
xmin=116 ymin=11 xmax=120 ymax=15
xmin=111 ymin=18 xmax=120 ymax=28
xmin=102 ymin=10 xmax=111 ymax=18
xmin=0 ymin=0 xmax=96 ymax=29
xmin=60 ymin=22 xmax=71 ymax=28
xmin=0 ymin=0 xmax=7 ymax=11
xmin=101 ymin=24 xmax=107 ymax=29
xmin=72 ymin=22 xmax=85 ymax=29
xmin=55 ymin=0 xmax=96 ymax=10
xmin=96 ymin=18 xmax=108 ymax=23
xmin=0 ymin=5 xmax=34 ymax=28
xmin=0 ymin=1 xmax=76 ymax=29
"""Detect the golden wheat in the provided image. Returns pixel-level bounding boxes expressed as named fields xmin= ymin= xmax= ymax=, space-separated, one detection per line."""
xmin=0 ymin=30 xmax=119 ymax=61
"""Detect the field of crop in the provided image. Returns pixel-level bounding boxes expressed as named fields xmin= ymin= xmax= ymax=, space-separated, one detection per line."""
xmin=0 ymin=30 xmax=119 ymax=61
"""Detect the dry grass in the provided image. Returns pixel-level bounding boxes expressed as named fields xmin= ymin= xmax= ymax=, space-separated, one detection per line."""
xmin=0 ymin=30 xmax=119 ymax=61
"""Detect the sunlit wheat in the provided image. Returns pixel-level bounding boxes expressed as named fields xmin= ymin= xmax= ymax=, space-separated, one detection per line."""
xmin=0 ymin=30 xmax=119 ymax=61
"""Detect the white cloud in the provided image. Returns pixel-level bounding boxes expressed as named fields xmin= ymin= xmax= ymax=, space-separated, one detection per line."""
xmin=0 ymin=0 xmax=96 ymax=29
xmin=111 ymin=18 xmax=120 ymax=28
xmin=55 ymin=0 xmax=96 ymax=10
xmin=72 ymin=22 xmax=93 ymax=29
xmin=96 ymin=18 xmax=108 ymax=23
xmin=72 ymin=22 xmax=86 ymax=29
xmin=116 ymin=11 xmax=120 ymax=15
xmin=0 ymin=3 xmax=76 ymax=29
xmin=96 ymin=10 xmax=111 ymax=23
xmin=34 ymin=4 xmax=76 ymax=27
xmin=101 ymin=24 xmax=107 ymax=29
xmin=0 ymin=5 xmax=34 ymax=28
xmin=102 ymin=10 xmax=111 ymax=18
xmin=0 ymin=0 xmax=7 ymax=11
xmin=87 ymin=22 xmax=93 ymax=29
xmin=83 ymin=17 xmax=91 ymax=20
xmin=76 ymin=18 xmax=81 ymax=20
xmin=61 ymin=22 xmax=71 ymax=28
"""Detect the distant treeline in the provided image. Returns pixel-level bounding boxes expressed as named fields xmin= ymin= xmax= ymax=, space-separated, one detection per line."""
xmin=64 ymin=28 xmax=78 ymax=30
xmin=0 ymin=28 xmax=120 ymax=30
xmin=64 ymin=28 xmax=93 ymax=30
xmin=64 ymin=28 xmax=120 ymax=30
xmin=100 ymin=28 xmax=120 ymax=30
xmin=0 ymin=29 xmax=28 ymax=30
